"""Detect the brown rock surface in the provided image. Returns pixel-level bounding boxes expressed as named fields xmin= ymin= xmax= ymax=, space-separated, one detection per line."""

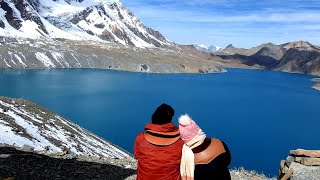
xmin=290 ymin=150 xmax=320 ymax=158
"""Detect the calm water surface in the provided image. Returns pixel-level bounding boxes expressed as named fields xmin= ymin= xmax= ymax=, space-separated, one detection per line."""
xmin=1 ymin=68 xmax=320 ymax=176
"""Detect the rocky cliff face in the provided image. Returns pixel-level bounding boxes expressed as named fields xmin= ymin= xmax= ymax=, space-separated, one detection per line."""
xmin=275 ymin=46 xmax=320 ymax=76
xmin=0 ymin=37 xmax=225 ymax=73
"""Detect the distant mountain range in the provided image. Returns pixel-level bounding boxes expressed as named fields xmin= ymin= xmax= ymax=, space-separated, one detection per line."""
xmin=193 ymin=44 xmax=222 ymax=52
xmin=211 ymin=40 xmax=320 ymax=76
xmin=0 ymin=0 xmax=319 ymax=76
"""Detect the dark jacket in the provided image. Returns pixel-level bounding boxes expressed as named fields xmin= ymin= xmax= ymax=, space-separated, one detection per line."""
xmin=134 ymin=123 xmax=184 ymax=180
xmin=193 ymin=138 xmax=231 ymax=180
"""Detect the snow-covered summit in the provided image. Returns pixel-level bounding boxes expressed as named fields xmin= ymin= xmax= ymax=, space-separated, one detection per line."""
xmin=192 ymin=44 xmax=221 ymax=52
xmin=0 ymin=0 xmax=170 ymax=48
xmin=0 ymin=96 xmax=131 ymax=159
xmin=208 ymin=45 xmax=222 ymax=52
xmin=193 ymin=44 xmax=208 ymax=52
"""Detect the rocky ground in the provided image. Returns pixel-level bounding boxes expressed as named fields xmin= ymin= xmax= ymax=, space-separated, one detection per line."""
xmin=0 ymin=145 xmax=278 ymax=180
xmin=0 ymin=146 xmax=137 ymax=180
xmin=230 ymin=168 xmax=276 ymax=180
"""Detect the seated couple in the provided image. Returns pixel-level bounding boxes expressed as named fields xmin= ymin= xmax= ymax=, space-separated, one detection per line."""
xmin=134 ymin=103 xmax=231 ymax=180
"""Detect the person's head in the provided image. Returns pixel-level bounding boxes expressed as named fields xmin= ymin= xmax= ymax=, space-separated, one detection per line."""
xmin=152 ymin=103 xmax=174 ymax=125
xmin=178 ymin=114 xmax=202 ymax=143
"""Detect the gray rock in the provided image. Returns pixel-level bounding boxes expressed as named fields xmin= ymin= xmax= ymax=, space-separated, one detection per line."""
xmin=21 ymin=144 xmax=34 ymax=152
xmin=289 ymin=162 xmax=320 ymax=180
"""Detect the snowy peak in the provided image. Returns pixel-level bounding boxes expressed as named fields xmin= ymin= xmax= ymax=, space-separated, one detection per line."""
xmin=0 ymin=0 xmax=49 ymax=38
xmin=0 ymin=0 xmax=171 ymax=48
xmin=193 ymin=44 xmax=208 ymax=52
xmin=208 ymin=45 xmax=222 ymax=52
xmin=67 ymin=2 xmax=168 ymax=47
xmin=0 ymin=96 xmax=131 ymax=159
xmin=192 ymin=44 xmax=221 ymax=52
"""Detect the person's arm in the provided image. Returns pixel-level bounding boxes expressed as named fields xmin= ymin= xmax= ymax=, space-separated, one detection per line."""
xmin=134 ymin=133 xmax=141 ymax=159
xmin=221 ymin=141 xmax=231 ymax=166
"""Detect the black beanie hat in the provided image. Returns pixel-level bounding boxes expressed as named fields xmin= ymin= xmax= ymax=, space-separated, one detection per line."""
xmin=152 ymin=103 xmax=174 ymax=125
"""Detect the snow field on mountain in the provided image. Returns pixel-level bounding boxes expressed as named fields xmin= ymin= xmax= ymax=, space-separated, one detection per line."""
xmin=0 ymin=98 xmax=131 ymax=159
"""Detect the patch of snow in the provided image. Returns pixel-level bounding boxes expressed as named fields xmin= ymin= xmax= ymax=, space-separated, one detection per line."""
xmin=50 ymin=52 xmax=64 ymax=67
xmin=13 ymin=54 xmax=27 ymax=68
xmin=6 ymin=110 xmax=60 ymax=151
xmin=0 ymin=8 xmax=6 ymax=16
xmin=38 ymin=16 xmax=80 ymax=40
xmin=19 ymin=20 xmax=44 ymax=38
xmin=38 ymin=0 xmax=118 ymax=17
xmin=3 ymin=58 xmax=11 ymax=68
xmin=35 ymin=52 xmax=56 ymax=68
xmin=0 ymin=123 xmax=37 ymax=148
xmin=70 ymin=53 xmax=81 ymax=67
xmin=0 ymin=99 xmax=131 ymax=158
xmin=195 ymin=44 xmax=207 ymax=49
xmin=208 ymin=45 xmax=222 ymax=52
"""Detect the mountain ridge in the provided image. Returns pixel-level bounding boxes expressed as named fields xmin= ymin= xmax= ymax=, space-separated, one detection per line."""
xmin=0 ymin=0 xmax=170 ymax=48
xmin=212 ymin=40 xmax=320 ymax=76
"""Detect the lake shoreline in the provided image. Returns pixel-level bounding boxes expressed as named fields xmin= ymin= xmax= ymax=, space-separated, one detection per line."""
xmin=312 ymin=84 xmax=320 ymax=91
xmin=311 ymin=78 xmax=320 ymax=91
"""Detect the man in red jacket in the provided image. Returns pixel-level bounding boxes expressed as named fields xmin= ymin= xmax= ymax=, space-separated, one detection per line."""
xmin=134 ymin=103 xmax=184 ymax=180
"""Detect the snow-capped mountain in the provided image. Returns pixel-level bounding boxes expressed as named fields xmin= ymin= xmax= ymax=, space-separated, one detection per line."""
xmin=0 ymin=96 xmax=132 ymax=159
xmin=208 ymin=45 xmax=221 ymax=52
xmin=192 ymin=44 xmax=221 ymax=52
xmin=0 ymin=0 xmax=171 ymax=48
xmin=193 ymin=44 xmax=208 ymax=52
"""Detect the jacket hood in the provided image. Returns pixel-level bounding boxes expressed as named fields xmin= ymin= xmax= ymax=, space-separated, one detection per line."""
xmin=145 ymin=123 xmax=179 ymax=133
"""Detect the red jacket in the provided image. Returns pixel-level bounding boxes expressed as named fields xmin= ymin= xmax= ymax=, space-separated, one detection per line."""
xmin=134 ymin=123 xmax=184 ymax=180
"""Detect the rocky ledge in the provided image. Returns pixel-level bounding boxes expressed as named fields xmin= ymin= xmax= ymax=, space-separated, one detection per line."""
xmin=279 ymin=149 xmax=320 ymax=180
xmin=311 ymin=78 xmax=320 ymax=91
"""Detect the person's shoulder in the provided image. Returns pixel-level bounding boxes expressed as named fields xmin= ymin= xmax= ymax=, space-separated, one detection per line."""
xmin=211 ymin=138 xmax=223 ymax=144
xmin=211 ymin=138 xmax=228 ymax=149
xmin=211 ymin=138 xmax=230 ymax=153
xmin=135 ymin=132 xmax=145 ymax=141
xmin=212 ymin=138 xmax=228 ymax=144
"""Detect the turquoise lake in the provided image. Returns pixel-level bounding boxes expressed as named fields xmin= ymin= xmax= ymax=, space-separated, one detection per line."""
xmin=1 ymin=68 xmax=320 ymax=176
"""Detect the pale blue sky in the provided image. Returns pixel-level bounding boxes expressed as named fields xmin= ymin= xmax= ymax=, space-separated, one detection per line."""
xmin=121 ymin=0 xmax=320 ymax=48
